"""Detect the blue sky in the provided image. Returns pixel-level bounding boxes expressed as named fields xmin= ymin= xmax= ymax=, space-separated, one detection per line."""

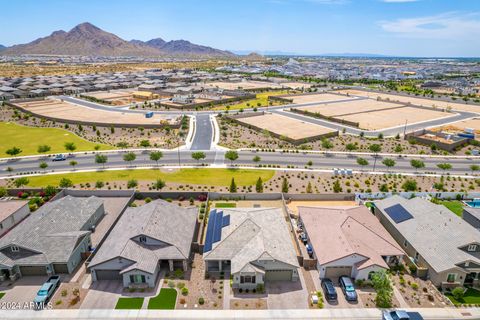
xmin=1 ymin=0 xmax=479 ymax=57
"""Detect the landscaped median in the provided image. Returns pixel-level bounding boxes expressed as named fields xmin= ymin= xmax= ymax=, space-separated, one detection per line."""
xmin=15 ymin=168 xmax=275 ymax=188
xmin=0 ymin=122 xmax=112 ymax=157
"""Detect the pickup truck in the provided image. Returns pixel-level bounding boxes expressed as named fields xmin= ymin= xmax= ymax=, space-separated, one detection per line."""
xmin=383 ymin=310 xmax=424 ymax=320
xmin=33 ymin=275 xmax=60 ymax=308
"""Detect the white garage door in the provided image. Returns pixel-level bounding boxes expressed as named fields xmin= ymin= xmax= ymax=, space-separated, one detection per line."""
xmin=324 ymin=266 xmax=352 ymax=280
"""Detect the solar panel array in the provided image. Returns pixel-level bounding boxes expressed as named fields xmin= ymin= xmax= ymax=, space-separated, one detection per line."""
xmin=204 ymin=209 xmax=231 ymax=253
xmin=384 ymin=204 xmax=414 ymax=224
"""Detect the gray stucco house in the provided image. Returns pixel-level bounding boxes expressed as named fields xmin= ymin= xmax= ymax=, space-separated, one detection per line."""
xmin=203 ymin=207 xmax=299 ymax=290
xmin=463 ymin=207 xmax=480 ymax=230
xmin=88 ymin=200 xmax=198 ymax=288
xmin=374 ymin=196 xmax=480 ymax=288
xmin=0 ymin=196 xmax=104 ymax=280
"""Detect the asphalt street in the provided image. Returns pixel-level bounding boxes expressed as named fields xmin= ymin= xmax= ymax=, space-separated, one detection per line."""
xmin=1 ymin=150 xmax=478 ymax=178
xmin=190 ymin=114 xmax=213 ymax=150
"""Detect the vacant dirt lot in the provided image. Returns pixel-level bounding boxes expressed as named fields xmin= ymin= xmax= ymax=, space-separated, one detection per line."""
xmin=339 ymin=106 xmax=453 ymax=130
xmin=285 ymin=93 xmax=352 ymax=104
xmin=280 ymin=82 xmax=313 ymax=90
xmin=437 ymin=118 xmax=480 ymax=134
xmin=237 ymin=113 xmax=336 ymax=140
xmin=206 ymin=81 xmax=282 ymax=91
xmin=297 ymin=99 xmax=403 ymax=117
xmin=339 ymin=89 xmax=480 ymax=114
xmin=15 ymin=99 xmax=179 ymax=126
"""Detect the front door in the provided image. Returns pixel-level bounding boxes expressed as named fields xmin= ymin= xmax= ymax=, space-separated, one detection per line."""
xmin=465 ymin=272 xmax=477 ymax=285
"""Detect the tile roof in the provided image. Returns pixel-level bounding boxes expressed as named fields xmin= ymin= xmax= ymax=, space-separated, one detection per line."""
xmin=300 ymin=206 xmax=404 ymax=270
xmin=89 ymin=200 xmax=197 ymax=274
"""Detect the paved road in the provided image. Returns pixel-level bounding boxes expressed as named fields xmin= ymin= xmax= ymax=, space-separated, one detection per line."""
xmin=190 ymin=114 xmax=213 ymax=150
xmin=1 ymin=150 xmax=478 ymax=178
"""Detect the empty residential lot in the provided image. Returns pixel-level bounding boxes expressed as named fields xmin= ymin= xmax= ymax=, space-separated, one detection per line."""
xmin=15 ymin=99 xmax=178 ymax=126
xmin=339 ymin=89 xmax=480 ymax=114
xmin=206 ymin=80 xmax=282 ymax=91
xmin=437 ymin=118 xmax=480 ymax=134
xmin=297 ymin=99 xmax=404 ymax=117
xmin=284 ymin=93 xmax=353 ymax=104
xmin=338 ymin=106 xmax=453 ymax=130
xmin=237 ymin=113 xmax=336 ymax=140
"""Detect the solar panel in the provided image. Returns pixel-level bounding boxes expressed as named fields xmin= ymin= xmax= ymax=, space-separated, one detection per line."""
xmin=222 ymin=214 xmax=230 ymax=227
xmin=384 ymin=204 xmax=413 ymax=224
xmin=213 ymin=210 xmax=223 ymax=242
xmin=203 ymin=209 xmax=217 ymax=252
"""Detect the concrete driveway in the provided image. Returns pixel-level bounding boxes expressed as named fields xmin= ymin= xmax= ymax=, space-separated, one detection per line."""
xmin=266 ymin=272 xmax=308 ymax=309
xmin=0 ymin=276 xmax=49 ymax=307
xmin=80 ymin=280 xmax=123 ymax=309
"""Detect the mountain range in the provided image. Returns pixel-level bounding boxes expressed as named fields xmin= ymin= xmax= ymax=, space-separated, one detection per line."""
xmin=1 ymin=22 xmax=234 ymax=57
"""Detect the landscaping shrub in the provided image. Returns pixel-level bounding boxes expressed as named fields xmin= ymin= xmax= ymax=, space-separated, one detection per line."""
xmin=198 ymin=297 xmax=205 ymax=305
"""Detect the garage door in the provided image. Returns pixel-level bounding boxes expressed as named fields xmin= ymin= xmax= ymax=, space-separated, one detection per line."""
xmin=324 ymin=266 xmax=352 ymax=280
xmin=265 ymin=270 xmax=292 ymax=281
xmin=20 ymin=266 xmax=47 ymax=276
xmin=94 ymin=269 xmax=122 ymax=281
xmin=53 ymin=264 xmax=69 ymax=274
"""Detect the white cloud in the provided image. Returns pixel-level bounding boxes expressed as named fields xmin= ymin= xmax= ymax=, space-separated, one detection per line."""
xmin=380 ymin=12 xmax=480 ymax=39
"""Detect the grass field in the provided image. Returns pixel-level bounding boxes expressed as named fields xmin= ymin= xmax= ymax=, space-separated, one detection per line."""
xmin=439 ymin=200 xmax=465 ymax=217
xmin=445 ymin=288 xmax=480 ymax=305
xmin=24 ymin=168 xmax=275 ymax=187
xmin=0 ymin=122 xmax=112 ymax=157
xmin=213 ymin=90 xmax=290 ymax=111
xmin=215 ymin=202 xmax=237 ymax=208
xmin=147 ymin=288 xmax=177 ymax=310
xmin=0 ymin=292 xmax=5 ymax=300
xmin=115 ymin=297 xmax=144 ymax=309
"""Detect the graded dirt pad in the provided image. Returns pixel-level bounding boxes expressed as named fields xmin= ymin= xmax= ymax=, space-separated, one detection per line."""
xmin=339 ymin=89 xmax=480 ymax=114
xmin=279 ymin=82 xmax=313 ymax=89
xmin=286 ymin=93 xmax=352 ymax=104
xmin=237 ymin=113 xmax=336 ymax=139
xmin=16 ymin=99 xmax=178 ymax=126
xmin=297 ymin=99 xmax=404 ymax=117
xmin=339 ymin=106 xmax=453 ymax=130
xmin=86 ymin=90 xmax=132 ymax=100
xmin=206 ymin=80 xmax=282 ymax=90
xmin=438 ymin=118 xmax=480 ymax=134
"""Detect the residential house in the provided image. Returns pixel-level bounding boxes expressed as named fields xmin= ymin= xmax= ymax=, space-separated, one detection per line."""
xmin=463 ymin=207 xmax=480 ymax=230
xmin=203 ymin=208 xmax=299 ymax=290
xmin=0 ymin=200 xmax=30 ymax=237
xmin=88 ymin=200 xmax=197 ymax=288
xmin=299 ymin=206 xmax=404 ymax=281
xmin=374 ymin=196 xmax=480 ymax=288
xmin=0 ymin=196 xmax=104 ymax=280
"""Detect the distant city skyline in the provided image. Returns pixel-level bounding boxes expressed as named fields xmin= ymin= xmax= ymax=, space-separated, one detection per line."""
xmin=1 ymin=0 xmax=479 ymax=57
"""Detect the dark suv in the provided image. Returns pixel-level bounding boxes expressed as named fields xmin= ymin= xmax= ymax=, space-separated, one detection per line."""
xmin=339 ymin=276 xmax=358 ymax=302
xmin=321 ymin=278 xmax=337 ymax=301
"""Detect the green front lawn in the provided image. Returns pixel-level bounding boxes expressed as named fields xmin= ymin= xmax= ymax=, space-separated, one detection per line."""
xmin=0 ymin=122 xmax=113 ymax=157
xmin=446 ymin=288 xmax=480 ymax=305
xmin=147 ymin=288 xmax=177 ymax=309
xmin=439 ymin=200 xmax=465 ymax=217
xmin=0 ymin=292 xmax=5 ymax=300
xmin=115 ymin=297 xmax=144 ymax=309
xmin=215 ymin=202 xmax=237 ymax=208
xmin=24 ymin=168 xmax=275 ymax=188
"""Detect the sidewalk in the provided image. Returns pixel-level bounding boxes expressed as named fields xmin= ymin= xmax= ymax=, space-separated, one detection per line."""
xmin=0 ymin=308 xmax=479 ymax=320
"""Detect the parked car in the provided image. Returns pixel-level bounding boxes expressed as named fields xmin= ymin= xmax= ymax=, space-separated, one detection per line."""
xmin=299 ymin=233 xmax=308 ymax=244
xmin=321 ymin=278 xmax=338 ymax=301
xmin=306 ymin=244 xmax=313 ymax=257
xmin=383 ymin=310 xmax=424 ymax=320
xmin=339 ymin=275 xmax=357 ymax=301
xmin=33 ymin=275 xmax=60 ymax=308
xmin=52 ymin=154 xmax=66 ymax=161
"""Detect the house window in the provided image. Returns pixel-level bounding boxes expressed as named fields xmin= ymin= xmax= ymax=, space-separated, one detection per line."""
xmin=403 ymin=240 xmax=408 ymax=248
xmin=240 ymin=275 xmax=256 ymax=284
xmin=139 ymin=236 xmax=147 ymax=243
xmin=467 ymin=244 xmax=477 ymax=252
xmin=130 ymin=274 xmax=146 ymax=284
xmin=414 ymin=252 xmax=419 ymax=260
xmin=11 ymin=246 xmax=19 ymax=252
xmin=447 ymin=273 xmax=457 ymax=283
